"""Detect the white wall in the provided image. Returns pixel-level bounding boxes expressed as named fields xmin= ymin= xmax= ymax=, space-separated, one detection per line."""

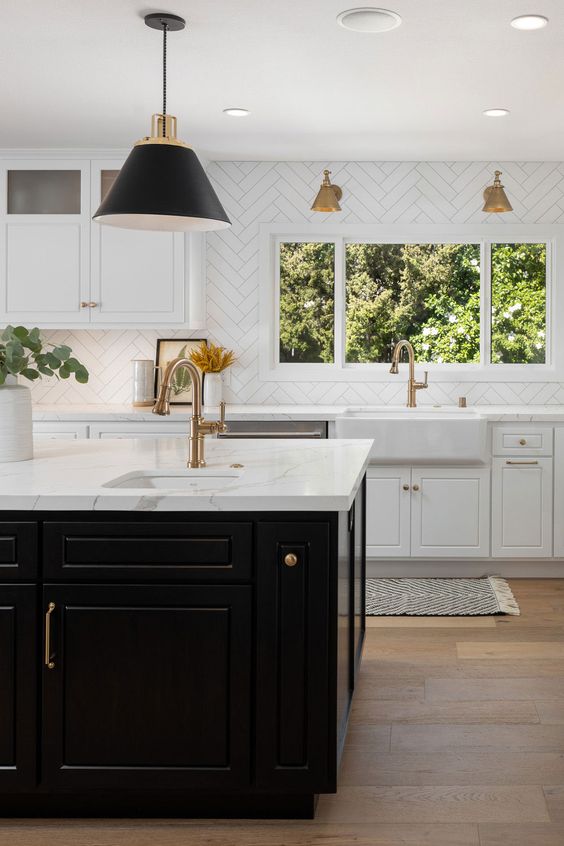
xmin=31 ymin=160 xmax=564 ymax=406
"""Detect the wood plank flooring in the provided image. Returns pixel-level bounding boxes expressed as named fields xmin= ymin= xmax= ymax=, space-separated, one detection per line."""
xmin=1 ymin=578 xmax=564 ymax=846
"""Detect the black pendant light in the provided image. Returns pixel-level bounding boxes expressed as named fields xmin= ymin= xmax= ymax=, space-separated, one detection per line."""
xmin=93 ymin=13 xmax=231 ymax=233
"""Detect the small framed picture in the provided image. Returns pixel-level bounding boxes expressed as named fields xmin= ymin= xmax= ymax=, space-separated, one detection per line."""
xmin=155 ymin=338 xmax=207 ymax=405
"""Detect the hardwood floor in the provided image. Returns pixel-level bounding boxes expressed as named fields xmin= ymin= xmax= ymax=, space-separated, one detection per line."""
xmin=1 ymin=578 xmax=563 ymax=846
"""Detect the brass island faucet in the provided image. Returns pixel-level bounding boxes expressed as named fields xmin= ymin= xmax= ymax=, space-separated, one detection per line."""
xmin=389 ymin=340 xmax=428 ymax=408
xmin=153 ymin=358 xmax=227 ymax=467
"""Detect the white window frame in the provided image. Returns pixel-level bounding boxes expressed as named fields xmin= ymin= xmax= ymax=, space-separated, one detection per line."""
xmin=259 ymin=222 xmax=560 ymax=383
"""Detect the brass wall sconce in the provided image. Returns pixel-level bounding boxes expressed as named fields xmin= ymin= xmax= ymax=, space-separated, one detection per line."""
xmin=482 ymin=170 xmax=513 ymax=213
xmin=311 ymin=170 xmax=343 ymax=212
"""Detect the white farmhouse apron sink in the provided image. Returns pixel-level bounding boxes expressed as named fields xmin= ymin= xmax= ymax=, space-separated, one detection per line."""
xmin=335 ymin=407 xmax=487 ymax=464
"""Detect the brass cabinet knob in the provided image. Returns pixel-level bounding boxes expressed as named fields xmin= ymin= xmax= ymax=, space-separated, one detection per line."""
xmin=412 ymin=484 xmax=420 ymax=491
xmin=403 ymin=484 xmax=410 ymax=491
xmin=284 ymin=553 xmax=298 ymax=567
xmin=519 ymin=438 xmax=527 ymax=445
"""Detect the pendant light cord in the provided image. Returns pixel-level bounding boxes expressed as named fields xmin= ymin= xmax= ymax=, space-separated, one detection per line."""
xmin=162 ymin=23 xmax=168 ymax=136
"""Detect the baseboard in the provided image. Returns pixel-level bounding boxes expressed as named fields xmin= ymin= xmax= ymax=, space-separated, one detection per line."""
xmin=367 ymin=559 xmax=564 ymax=578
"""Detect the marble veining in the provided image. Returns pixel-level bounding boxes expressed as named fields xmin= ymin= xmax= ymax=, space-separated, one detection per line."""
xmin=0 ymin=438 xmax=372 ymax=512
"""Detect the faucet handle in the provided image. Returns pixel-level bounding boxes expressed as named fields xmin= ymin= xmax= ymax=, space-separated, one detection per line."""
xmin=415 ymin=371 xmax=428 ymax=391
xmin=217 ymin=400 xmax=228 ymax=433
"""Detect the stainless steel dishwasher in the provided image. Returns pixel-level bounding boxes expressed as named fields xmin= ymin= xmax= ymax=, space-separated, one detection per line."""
xmin=218 ymin=420 xmax=327 ymax=439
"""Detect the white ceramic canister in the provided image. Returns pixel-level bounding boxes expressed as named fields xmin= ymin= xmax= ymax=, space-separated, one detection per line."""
xmin=0 ymin=382 xmax=33 ymax=462
xmin=132 ymin=359 xmax=156 ymax=407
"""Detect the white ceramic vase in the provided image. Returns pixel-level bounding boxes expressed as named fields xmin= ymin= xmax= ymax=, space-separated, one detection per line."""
xmin=0 ymin=382 xmax=33 ymax=462
xmin=203 ymin=372 xmax=223 ymax=408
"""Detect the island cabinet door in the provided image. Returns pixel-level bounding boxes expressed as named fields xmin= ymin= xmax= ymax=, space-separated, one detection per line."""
xmin=0 ymin=585 xmax=37 ymax=790
xmin=255 ymin=521 xmax=334 ymax=792
xmin=41 ymin=584 xmax=251 ymax=790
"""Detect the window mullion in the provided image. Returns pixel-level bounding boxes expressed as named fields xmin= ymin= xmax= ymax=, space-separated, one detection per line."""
xmin=480 ymin=241 xmax=491 ymax=366
xmin=334 ymin=237 xmax=345 ymax=369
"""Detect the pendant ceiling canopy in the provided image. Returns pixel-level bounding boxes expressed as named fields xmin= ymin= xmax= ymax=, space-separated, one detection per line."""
xmin=93 ymin=13 xmax=231 ymax=233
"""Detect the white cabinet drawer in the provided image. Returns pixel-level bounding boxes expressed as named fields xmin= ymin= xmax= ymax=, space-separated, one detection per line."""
xmin=33 ymin=423 xmax=90 ymax=440
xmin=492 ymin=424 xmax=553 ymax=456
xmin=89 ymin=422 xmax=187 ymax=439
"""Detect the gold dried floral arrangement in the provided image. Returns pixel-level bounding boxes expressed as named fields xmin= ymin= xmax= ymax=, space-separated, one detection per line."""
xmin=189 ymin=341 xmax=236 ymax=373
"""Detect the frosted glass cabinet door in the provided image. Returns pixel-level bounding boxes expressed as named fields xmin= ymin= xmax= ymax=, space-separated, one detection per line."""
xmin=0 ymin=160 xmax=90 ymax=324
xmin=366 ymin=466 xmax=411 ymax=557
xmin=90 ymin=162 xmax=186 ymax=324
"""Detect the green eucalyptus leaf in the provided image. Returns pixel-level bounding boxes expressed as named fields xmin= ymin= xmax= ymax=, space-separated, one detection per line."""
xmin=58 ymin=364 xmax=70 ymax=379
xmin=52 ymin=345 xmax=72 ymax=361
xmin=20 ymin=368 xmax=40 ymax=381
xmin=74 ymin=366 xmax=89 ymax=384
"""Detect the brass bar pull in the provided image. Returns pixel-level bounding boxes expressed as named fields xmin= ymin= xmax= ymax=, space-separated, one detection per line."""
xmin=45 ymin=602 xmax=55 ymax=669
xmin=506 ymin=460 xmax=539 ymax=465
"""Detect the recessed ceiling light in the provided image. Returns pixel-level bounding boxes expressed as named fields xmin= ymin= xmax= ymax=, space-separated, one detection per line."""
xmin=510 ymin=14 xmax=548 ymax=30
xmin=483 ymin=108 xmax=510 ymax=117
xmin=337 ymin=7 xmax=402 ymax=33
xmin=223 ymin=108 xmax=250 ymax=117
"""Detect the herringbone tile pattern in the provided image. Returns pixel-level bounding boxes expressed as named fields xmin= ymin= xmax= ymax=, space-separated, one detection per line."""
xmin=31 ymin=161 xmax=564 ymax=405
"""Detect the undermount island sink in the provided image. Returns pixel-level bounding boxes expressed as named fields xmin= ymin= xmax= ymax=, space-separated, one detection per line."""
xmin=336 ymin=406 xmax=487 ymax=464
xmin=103 ymin=468 xmax=244 ymax=491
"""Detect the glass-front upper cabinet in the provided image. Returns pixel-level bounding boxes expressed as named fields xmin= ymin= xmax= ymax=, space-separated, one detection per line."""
xmin=7 ymin=169 xmax=82 ymax=214
xmin=0 ymin=159 xmax=91 ymax=325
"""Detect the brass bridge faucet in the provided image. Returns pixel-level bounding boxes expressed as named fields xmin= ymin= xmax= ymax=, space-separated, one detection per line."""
xmin=153 ymin=357 xmax=227 ymax=468
xmin=389 ymin=340 xmax=428 ymax=408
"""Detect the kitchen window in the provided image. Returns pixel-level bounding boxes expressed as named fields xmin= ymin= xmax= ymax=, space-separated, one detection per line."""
xmin=261 ymin=224 xmax=557 ymax=382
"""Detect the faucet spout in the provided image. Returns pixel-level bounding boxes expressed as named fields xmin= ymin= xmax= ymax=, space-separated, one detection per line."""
xmin=153 ymin=357 xmax=226 ymax=468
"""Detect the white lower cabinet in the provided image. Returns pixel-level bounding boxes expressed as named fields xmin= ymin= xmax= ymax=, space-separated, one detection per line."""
xmin=492 ymin=457 xmax=553 ymax=557
xmin=366 ymin=465 xmax=490 ymax=558
xmin=410 ymin=467 xmax=490 ymax=558
xmin=366 ymin=467 xmax=411 ymax=557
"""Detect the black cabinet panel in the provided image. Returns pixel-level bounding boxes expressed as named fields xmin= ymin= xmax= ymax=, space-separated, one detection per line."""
xmin=0 ymin=585 xmax=36 ymax=789
xmin=256 ymin=522 xmax=334 ymax=792
xmin=42 ymin=584 xmax=251 ymax=789
xmin=0 ymin=523 xmax=37 ymax=580
xmin=352 ymin=481 xmax=366 ymax=681
xmin=44 ymin=522 xmax=252 ymax=581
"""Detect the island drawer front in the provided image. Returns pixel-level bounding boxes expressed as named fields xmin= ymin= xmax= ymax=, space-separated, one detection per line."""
xmin=43 ymin=522 xmax=253 ymax=581
xmin=0 ymin=523 xmax=38 ymax=580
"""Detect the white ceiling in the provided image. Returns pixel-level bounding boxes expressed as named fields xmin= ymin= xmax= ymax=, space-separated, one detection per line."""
xmin=1 ymin=0 xmax=563 ymax=160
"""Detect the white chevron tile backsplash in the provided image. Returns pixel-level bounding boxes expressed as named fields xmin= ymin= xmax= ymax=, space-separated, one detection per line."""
xmin=30 ymin=160 xmax=564 ymax=406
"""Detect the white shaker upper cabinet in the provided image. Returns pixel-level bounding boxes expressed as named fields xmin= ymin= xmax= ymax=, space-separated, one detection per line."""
xmin=90 ymin=160 xmax=187 ymax=325
xmin=0 ymin=159 xmax=91 ymax=325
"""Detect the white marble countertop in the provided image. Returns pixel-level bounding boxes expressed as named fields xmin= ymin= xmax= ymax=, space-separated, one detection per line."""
xmin=31 ymin=402 xmax=564 ymax=423
xmin=0 ymin=438 xmax=372 ymax=512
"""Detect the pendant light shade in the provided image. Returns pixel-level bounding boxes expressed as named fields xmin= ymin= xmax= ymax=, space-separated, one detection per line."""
xmin=93 ymin=13 xmax=230 ymax=233
xmin=482 ymin=170 xmax=513 ymax=214
xmin=311 ymin=170 xmax=343 ymax=212
xmin=93 ymin=136 xmax=230 ymax=232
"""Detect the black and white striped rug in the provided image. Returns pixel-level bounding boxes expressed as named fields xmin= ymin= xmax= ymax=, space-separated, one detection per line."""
xmin=366 ymin=576 xmax=520 ymax=616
